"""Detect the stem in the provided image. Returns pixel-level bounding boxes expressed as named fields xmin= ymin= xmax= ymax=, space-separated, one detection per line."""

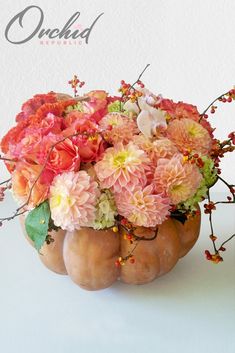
xmin=122 ymin=240 xmax=141 ymax=262
xmin=122 ymin=226 xmax=158 ymax=262
xmin=0 ymin=209 xmax=27 ymax=222
xmin=126 ymin=241 xmax=139 ymax=258
xmin=199 ymin=91 xmax=229 ymax=120
xmin=0 ymin=178 xmax=11 ymax=186
xmin=207 ymin=189 xmax=217 ymax=253
xmin=130 ymin=64 xmax=150 ymax=89
xmin=133 ymin=227 xmax=158 ymax=241
xmin=220 ymin=234 xmax=235 ymax=248
xmin=119 ymin=222 xmax=158 ymax=242
xmin=214 ymin=201 xmax=235 ymax=206
xmin=119 ymin=64 xmax=150 ymax=111
xmin=217 ymin=175 xmax=234 ymax=191
xmin=74 ymin=96 xmax=90 ymax=102
xmin=0 ymin=156 xmax=17 ymax=163
xmin=219 ymin=138 xmax=232 ymax=148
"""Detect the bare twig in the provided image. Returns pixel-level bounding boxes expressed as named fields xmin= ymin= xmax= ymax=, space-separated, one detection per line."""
xmin=118 ymin=221 xmax=158 ymax=242
xmin=0 ymin=178 xmax=11 ymax=186
xmin=217 ymin=175 xmax=235 ymax=192
xmin=74 ymin=95 xmax=90 ymax=102
xmin=220 ymin=234 xmax=235 ymax=248
xmin=0 ymin=209 xmax=27 ymax=222
xmin=0 ymin=156 xmax=17 ymax=163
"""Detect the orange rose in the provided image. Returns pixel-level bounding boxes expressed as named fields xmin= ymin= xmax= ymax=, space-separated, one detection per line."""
xmin=12 ymin=162 xmax=49 ymax=208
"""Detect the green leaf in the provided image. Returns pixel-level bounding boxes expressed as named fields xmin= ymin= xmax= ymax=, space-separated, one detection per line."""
xmin=25 ymin=201 xmax=51 ymax=251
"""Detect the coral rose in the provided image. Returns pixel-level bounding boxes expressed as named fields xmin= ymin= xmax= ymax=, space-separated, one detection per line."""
xmin=16 ymin=92 xmax=57 ymax=122
xmin=74 ymin=134 xmax=106 ymax=163
xmin=38 ymin=135 xmax=80 ymax=174
xmin=12 ymin=162 xmax=50 ymax=208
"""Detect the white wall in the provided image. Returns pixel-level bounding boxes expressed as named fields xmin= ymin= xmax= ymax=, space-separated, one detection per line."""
xmin=1 ymin=0 xmax=235 ymax=191
xmin=0 ymin=3 xmax=235 ymax=353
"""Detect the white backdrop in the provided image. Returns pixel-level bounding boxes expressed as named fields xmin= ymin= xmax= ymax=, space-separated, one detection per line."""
xmin=0 ymin=1 xmax=235 ymax=353
xmin=1 ymin=0 xmax=235 ymax=189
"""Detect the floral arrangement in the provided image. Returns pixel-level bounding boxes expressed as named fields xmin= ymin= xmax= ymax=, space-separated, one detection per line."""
xmin=0 ymin=65 xmax=234 ymax=266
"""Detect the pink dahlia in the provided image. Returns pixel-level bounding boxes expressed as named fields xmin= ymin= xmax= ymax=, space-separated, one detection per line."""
xmin=49 ymin=171 xmax=100 ymax=231
xmin=171 ymin=102 xmax=200 ymax=121
xmin=133 ymin=135 xmax=178 ymax=165
xmin=153 ymin=154 xmax=202 ymax=204
xmin=94 ymin=142 xmax=150 ymax=193
xmin=99 ymin=113 xmax=138 ymax=144
xmin=167 ymin=118 xmax=212 ymax=154
xmin=115 ymin=184 xmax=170 ymax=227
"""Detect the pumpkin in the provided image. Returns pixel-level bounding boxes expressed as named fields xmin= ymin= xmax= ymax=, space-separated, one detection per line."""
xmin=20 ymin=207 xmax=201 ymax=290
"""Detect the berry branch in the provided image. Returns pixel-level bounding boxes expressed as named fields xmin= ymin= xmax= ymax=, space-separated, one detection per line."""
xmin=199 ymin=89 xmax=235 ymax=121
xmin=68 ymin=75 xmax=85 ymax=97
xmin=200 ymin=91 xmax=230 ymax=120
xmin=204 ymin=175 xmax=235 ymax=263
xmin=119 ymin=64 xmax=150 ymax=110
xmin=114 ymin=220 xmax=158 ymax=266
xmin=130 ymin=64 xmax=150 ymax=90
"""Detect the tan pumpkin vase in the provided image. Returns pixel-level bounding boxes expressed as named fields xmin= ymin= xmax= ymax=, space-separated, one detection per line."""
xmin=20 ymin=207 xmax=201 ymax=290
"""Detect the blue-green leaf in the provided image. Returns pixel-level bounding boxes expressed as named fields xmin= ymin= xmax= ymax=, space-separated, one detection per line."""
xmin=25 ymin=201 xmax=51 ymax=251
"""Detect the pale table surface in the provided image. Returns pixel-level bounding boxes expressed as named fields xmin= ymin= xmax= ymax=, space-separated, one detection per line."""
xmin=0 ymin=194 xmax=234 ymax=353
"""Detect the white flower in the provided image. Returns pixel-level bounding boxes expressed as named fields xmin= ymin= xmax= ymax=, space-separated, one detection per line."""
xmin=49 ymin=171 xmax=100 ymax=231
xmin=123 ymin=88 xmax=167 ymax=138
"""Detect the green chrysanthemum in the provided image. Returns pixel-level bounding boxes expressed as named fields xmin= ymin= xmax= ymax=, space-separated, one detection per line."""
xmin=179 ymin=156 xmax=217 ymax=211
xmin=200 ymin=156 xmax=217 ymax=187
xmin=180 ymin=180 xmax=208 ymax=211
xmin=65 ymin=102 xmax=83 ymax=113
xmin=107 ymin=100 xmax=133 ymax=116
xmin=108 ymin=100 xmax=123 ymax=113
xmin=94 ymin=190 xmax=118 ymax=230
